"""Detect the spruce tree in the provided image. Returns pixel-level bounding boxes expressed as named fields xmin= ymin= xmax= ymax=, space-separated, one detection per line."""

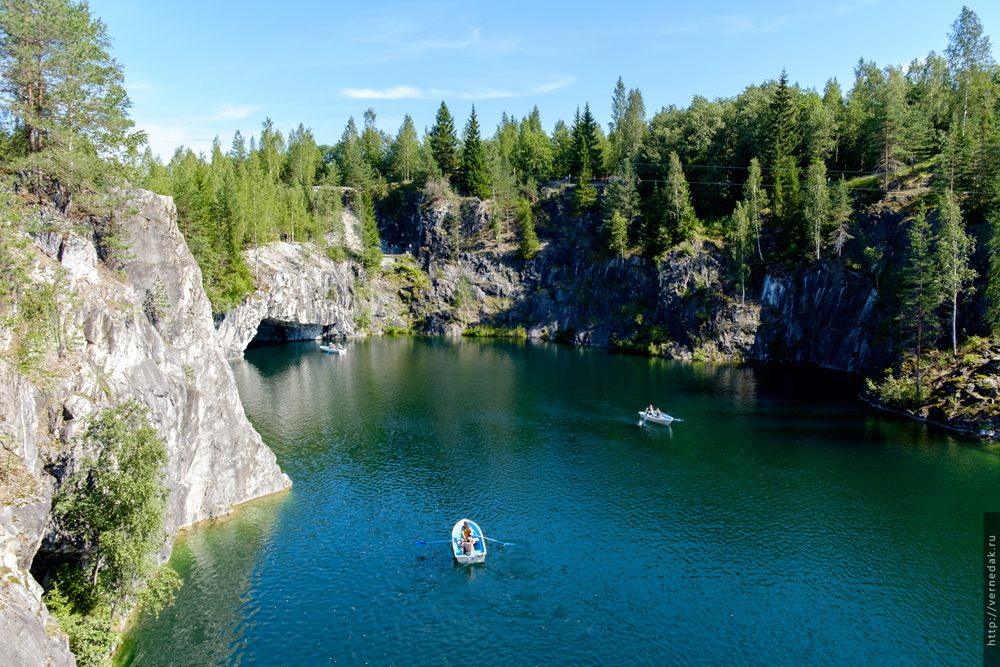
xmin=572 ymin=138 xmax=598 ymax=216
xmin=608 ymin=210 xmax=628 ymax=258
xmin=358 ymin=190 xmax=382 ymax=273
xmin=429 ymin=101 xmax=459 ymax=177
xmin=460 ymin=105 xmax=491 ymax=199
xmin=768 ymin=70 xmax=801 ymax=222
xmin=986 ymin=208 xmax=1000 ymax=336
xmin=516 ymin=197 xmax=539 ymax=260
xmin=901 ymin=206 xmax=942 ymax=401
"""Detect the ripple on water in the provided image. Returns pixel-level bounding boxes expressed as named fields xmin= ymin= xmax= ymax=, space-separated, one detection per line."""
xmin=117 ymin=340 xmax=994 ymax=667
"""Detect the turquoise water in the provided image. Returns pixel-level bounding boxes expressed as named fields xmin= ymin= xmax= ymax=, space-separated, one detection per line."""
xmin=117 ymin=337 xmax=999 ymax=666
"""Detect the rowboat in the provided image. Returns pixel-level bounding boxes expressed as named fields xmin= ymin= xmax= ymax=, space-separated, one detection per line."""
xmin=320 ymin=345 xmax=347 ymax=355
xmin=451 ymin=519 xmax=487 ymax=564
xmin=639 ymin=411 xmax=677 ymax=425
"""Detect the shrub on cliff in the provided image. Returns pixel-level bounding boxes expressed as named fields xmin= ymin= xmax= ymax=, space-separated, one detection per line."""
xmin=49 ymin=400 xmax=181 ymax=664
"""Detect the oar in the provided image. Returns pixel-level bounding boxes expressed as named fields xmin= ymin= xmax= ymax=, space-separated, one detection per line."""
xmin=639 ymin=413 xmax=648 ymax=426
xmin=482 ymin=537 xmax=515 ymax=546
xmin=416 ymin=539 xmax=453 ymax=546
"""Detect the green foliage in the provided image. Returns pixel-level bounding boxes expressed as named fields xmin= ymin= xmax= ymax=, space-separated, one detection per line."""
xmin=986 ymin=208 xmax=1000 ymax=336
xmin=935 ymin=190 xmax=976 ymax=354
xmin=0 ymin=0 xmax=145 ymax=214
xmin=462 ymin=325 xmax=527 ymax=339
xmin=460 ymin=106 xmax=491 ymax=199
xmin=572 ymin=142 xmax=598 ymax=216
xmin=828 ymin=177 xmax=854 ymax=256
xmin=429 ymin=102 xmax=459 ymax=177
xmin=0 ymin=189 xmax=73 ymax=381
xmin=802 ymin=159 xmax=830 ymax=259
xmin=662 ymin=152 xmax=697 ymax=242
xmin=515 ymin=197 xmax=539 ymax=260
xmin=866 ymin=368 xmax=919 ymax=409
xmin=608 ymin=210 xmax=628 ymax=257
xmin=727 ymin=201 xmax=751 ymax=304
xmin=357 ymin=190 xmax=382 ymax=273
xmin=45 ymin=574 xmax=115 ymax=667
xmin=46 ymin=400 xmax=178 ymax=665
xmin=53 ymin=400 xmax=170 ymax=612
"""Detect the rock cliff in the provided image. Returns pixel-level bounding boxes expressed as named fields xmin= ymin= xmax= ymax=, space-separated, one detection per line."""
xmin=0 ymin=189 xmax=291 ymax=667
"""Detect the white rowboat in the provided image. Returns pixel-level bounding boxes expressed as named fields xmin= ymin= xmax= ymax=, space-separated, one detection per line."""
xmin=451 ymin=519 xmax=487 ymax=564
xmin=320 ymin=345 xmax=347 ymax=355
xmin=639 ymin=411 xmax=676 ymax=425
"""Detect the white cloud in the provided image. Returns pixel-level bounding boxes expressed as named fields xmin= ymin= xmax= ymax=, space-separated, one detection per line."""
xmin=213 ymin=104 xmax=260 ymax=120
xmin=661 ymin=14 xmax=792 ymax=36
xmin=341 ymin=77 xmax=574 ymax=101
xmin=343 ymin=86 xmax=424 ymax=99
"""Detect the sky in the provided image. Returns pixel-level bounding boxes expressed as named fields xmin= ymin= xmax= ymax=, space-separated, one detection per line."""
xmin=88 ymin=0 xmax=1000 ymax=161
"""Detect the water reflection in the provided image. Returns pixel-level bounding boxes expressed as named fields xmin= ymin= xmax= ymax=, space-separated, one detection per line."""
xmin=121 ymin=339 xmax=997 ymax=667
xmin=116 ymin=492 xmax=288 ymax=667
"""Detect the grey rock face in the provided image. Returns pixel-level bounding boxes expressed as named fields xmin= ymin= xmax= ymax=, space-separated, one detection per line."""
xmin=753 ymin=262 xmax=887 ymax=372
xmin=0 ymin=362 xmax=76 ymax=667
xmin=216 ymin=243 xmax=360 ymax=360
xmin=1 ymin=189 xmax=291 ymax=666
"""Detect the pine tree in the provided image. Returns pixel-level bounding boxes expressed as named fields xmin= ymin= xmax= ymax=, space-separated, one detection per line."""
xmin=0 ymin=0 xmax=144 ymax=212
xmin=336 ymin=116 xmax=372 ymax=188
xmin=429 ymin=101 xmax=459 ymax=177
xmin=460 ymin=105 xmax=491 ymax=199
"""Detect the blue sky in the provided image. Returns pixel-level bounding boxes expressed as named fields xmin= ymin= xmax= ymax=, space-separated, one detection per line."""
xmin=90 ymin=1 xmax=1000 ymax=161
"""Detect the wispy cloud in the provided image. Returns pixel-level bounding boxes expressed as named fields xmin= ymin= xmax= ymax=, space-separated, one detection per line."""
xmin=343 ymin=86 xmax=424 ymax=99
xmin=661 ymin=14 xmax=792 ymax=36
xmin=212 ymin=104 xmax=260 ymax=120
xmin=127 ymin=82 xmax=160 ymax=92
xmin=341 ymin=77 xmax=574 ymax=101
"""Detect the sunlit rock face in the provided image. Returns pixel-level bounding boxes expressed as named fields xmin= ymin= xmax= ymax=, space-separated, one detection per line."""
xmin=1 ymin=190 xmax=290 ymax=666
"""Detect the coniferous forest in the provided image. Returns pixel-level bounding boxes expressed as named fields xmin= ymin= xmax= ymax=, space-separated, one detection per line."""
xmin=1 ymin=3 xmax=1000 ymax=402
xmin=0 ymin=2 xmax=999 ymax=664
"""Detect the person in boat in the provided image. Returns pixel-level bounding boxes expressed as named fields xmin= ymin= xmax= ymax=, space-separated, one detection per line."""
xmin=461 ymin=536 xmax=474 ymax=556
xmin=461 ymin=521 xmax=479 ymax=551
xmin=647 ymin=405 xmax=654 ymax=416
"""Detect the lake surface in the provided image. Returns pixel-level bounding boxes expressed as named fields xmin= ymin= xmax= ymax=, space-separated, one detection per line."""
xmin=117 ymin=337 xmax=999 ymax=666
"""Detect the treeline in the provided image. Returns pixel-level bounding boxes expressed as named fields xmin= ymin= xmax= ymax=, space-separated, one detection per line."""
xmin=133 ymin=8 xmax=1000 ymax=322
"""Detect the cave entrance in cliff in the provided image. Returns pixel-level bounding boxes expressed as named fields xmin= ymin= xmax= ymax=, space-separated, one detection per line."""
xmin=246 ymin=319 xmax=342 ymax=350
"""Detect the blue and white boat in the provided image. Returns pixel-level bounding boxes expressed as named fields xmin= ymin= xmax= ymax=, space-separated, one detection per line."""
xmin=451 ymin=519 xmax=487 ymax=564
xmin=320 ymin=345 xmax=347 ymax=355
